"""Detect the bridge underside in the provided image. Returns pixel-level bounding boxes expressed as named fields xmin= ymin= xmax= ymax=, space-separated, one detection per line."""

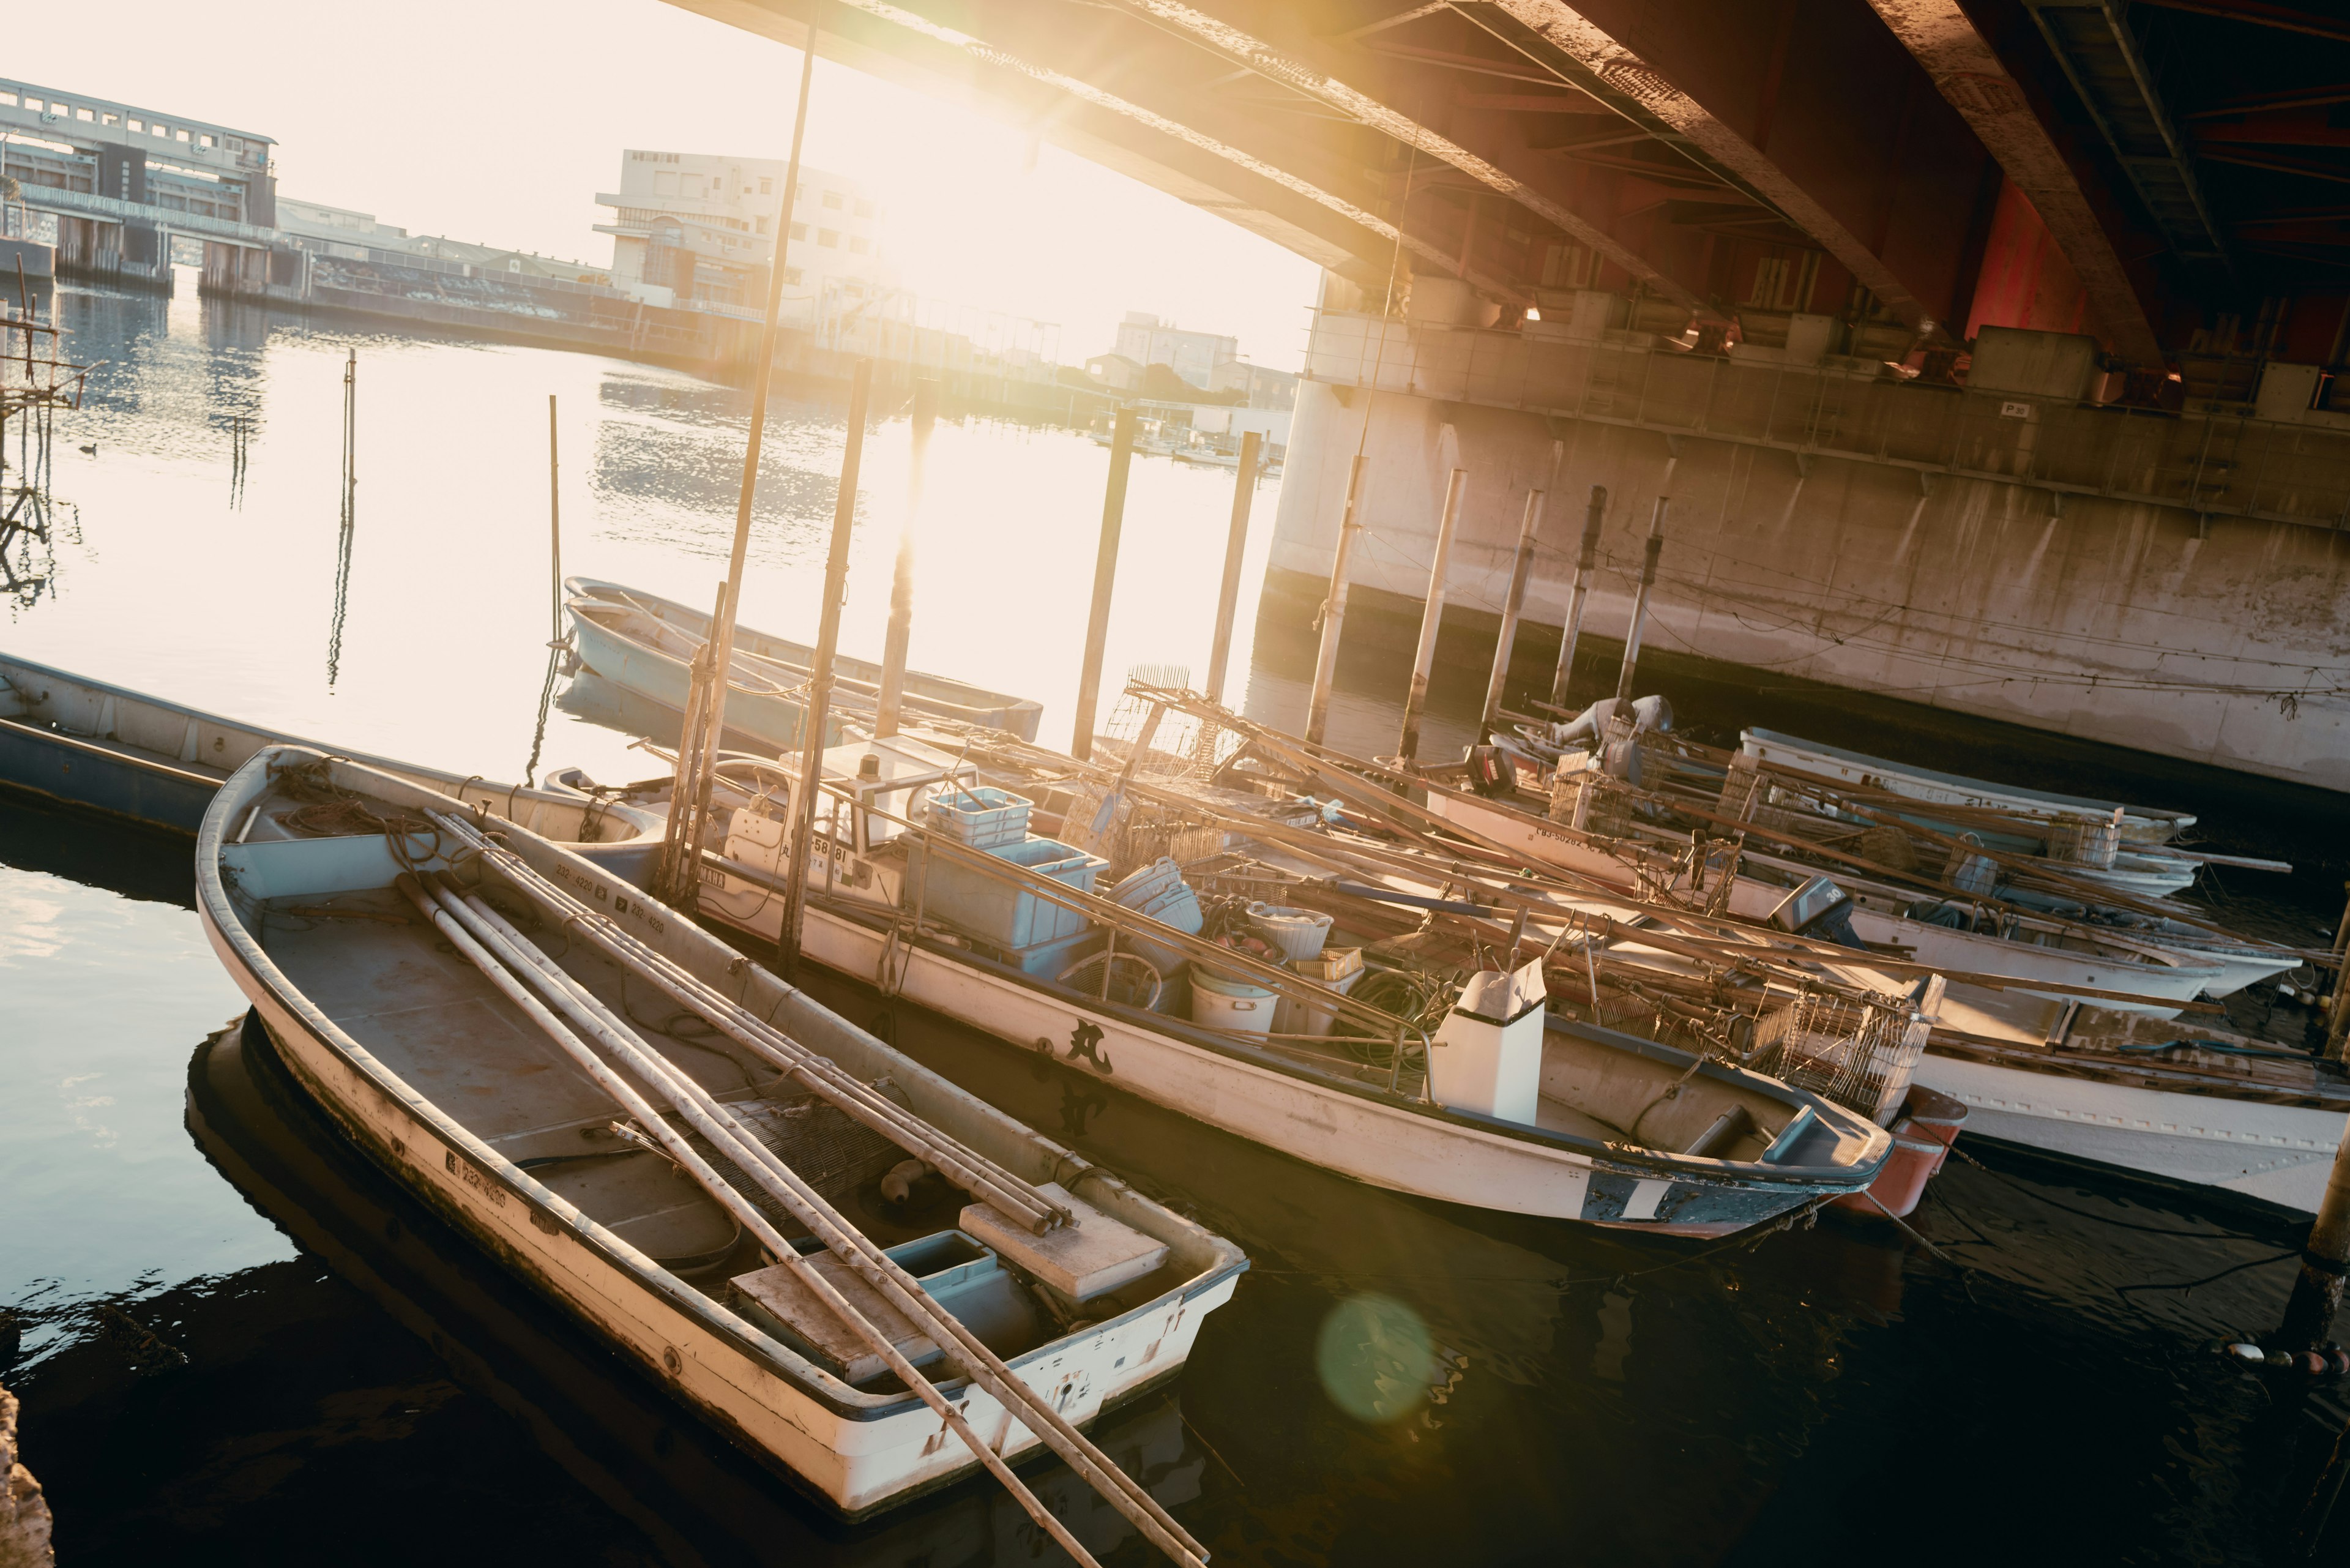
xmin=678 ymin=0 xmax=2350 ymax=375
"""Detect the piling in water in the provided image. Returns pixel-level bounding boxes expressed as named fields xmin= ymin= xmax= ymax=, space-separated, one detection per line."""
xmin=874 ymin=377 xmax=936 ymax=738
xmin=1305 ymin=452 xmax=1369 ymax=746
xmin=780 ymin=357 xmax=875 ymax=977
xmin=1068 ymin=405 xmax=1136 ymax=763
xmin=1552 ymin=485 xmax=1606 ymax=707
xmin=1398 ymin=467 xmax=1466 ymax=766
xmin=1613 ymin=499 xmax=1666 ymax=706
xmin=1482 ymin=482 xmax=1548 ymax=737
xmin=1203 ymin=428 xmax=1261 ymax=706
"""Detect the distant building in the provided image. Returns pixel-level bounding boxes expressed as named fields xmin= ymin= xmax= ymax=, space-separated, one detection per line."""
xmin=277 ymin=198 xmax=408 ymax=252
xmin=1112 ymin=312 xmax=1236 ymax=390
xmin=1085 ymin=351 xmax=1146 ymax=391
xmin=278 ymin=200 xmax=606 ymax=284
xmin=595 ymin=150 xmax=890 ymax=314
xmin=1210 ymin=359 xmax=1298 ymax=410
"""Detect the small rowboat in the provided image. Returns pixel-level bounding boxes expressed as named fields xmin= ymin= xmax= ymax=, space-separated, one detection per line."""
xmin=565 ymin=577 xmax=1044 ymax=749
xmin=1739 ymin=727 xmax=2196 ymax=846
xmin=0 ymin=652 xmax=662 ymax=881
xmin=197 ymin=746 xmax=1243 ymax=1526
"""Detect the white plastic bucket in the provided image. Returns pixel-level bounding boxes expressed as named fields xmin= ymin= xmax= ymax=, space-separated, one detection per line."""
xmin=1248 ymin=903 xmax=1333 ymax=961
xmin=1188 ymin=968 xmax=1275 ymax=1035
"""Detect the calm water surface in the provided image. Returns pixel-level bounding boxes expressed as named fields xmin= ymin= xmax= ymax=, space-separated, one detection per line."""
xmin=4 ymin=280 xmax=2347 ymax=1564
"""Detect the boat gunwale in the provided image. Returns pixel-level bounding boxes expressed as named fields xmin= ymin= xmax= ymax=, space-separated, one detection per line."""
xmin=564 ymin=576 xmax=1043 ymax=724
xmin=789 ymin=881 xmax=1895 ymax=1195
xmin=1740 ymin=726 xmax=2196 ymax=827
xmin=195 ymin=745 xmax=1245 ymax=1428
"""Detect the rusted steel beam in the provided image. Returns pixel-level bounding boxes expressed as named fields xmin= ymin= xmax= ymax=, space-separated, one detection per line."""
xmin=1865 ymin=0 xmax=2164 ymax=364
xmin=1488 ymin=0 xmax=1999 ymax=338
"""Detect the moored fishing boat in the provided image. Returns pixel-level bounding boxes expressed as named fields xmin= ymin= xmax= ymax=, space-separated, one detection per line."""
xmin=602 ymin=736 xmax=1899 ymax=1236
xmin=0 ymin=652 xmax=663 ymax=879
xmin=565 ymin=577 xmax=1042 ymax=748
xmin=1737 ymin=727 xmax=2196 ymax=846
xmin=196 ymin=745 xmax=1242 ymax=1527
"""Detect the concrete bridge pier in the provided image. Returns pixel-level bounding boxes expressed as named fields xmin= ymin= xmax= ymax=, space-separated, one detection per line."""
xmin=1260 ymin=282 xmax=2350 ymax=796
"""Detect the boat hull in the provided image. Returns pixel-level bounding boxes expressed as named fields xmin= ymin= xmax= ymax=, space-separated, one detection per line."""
xmin=1427 ymin=791 xmax=2221 ymax=1014
xmin=1909 ymin=1052 xmax=2346 ymax=1212
xmin=702 ymin=890 xmax=1880 ymax=1238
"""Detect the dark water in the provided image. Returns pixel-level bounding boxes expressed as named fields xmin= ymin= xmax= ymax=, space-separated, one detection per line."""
xmin=7 ymin=280 xmax=2350 ymax=1564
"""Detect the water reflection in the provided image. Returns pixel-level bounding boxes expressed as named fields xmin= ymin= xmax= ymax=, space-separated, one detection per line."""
xmin=166 ymin=1015 xmax=1204 ymax=1568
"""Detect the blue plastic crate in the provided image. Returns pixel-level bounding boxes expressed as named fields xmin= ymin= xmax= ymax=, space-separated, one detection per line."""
xmin=924 ymin=785 xmax=1034 ymax=848
xmin=906 ymin=835 xmax=1106 ymax=949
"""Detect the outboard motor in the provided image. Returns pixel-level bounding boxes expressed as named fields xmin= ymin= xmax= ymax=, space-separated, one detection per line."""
xmin=1767 ymin=875 xmax=1867 ymax=951
xmin=1463 ymin=744 xmax=1516 ymax=799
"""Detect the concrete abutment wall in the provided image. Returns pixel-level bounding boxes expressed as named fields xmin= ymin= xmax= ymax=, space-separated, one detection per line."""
xmin=1266 ymin=366 xmax=2350 ymax=792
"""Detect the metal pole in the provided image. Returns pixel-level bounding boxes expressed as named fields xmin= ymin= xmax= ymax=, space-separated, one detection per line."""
xmin=660 ymin=29 xmax=819 ymax=904
xmin=1397 ymin=467 xmax=1467 ymax=765
xmin=1202 ymin=428 xmax=1262 ymax=704
xmin=779 ymin=357 xmax=874 ymax=977
xmin=546 ymin=394 xmax=562 ymax=644
xmin=1481 ymin=483 xmax=1547 ymax=737
xmin=1551 ymin=484 xmax=1605 ymax=707
xmin=874 ymin=376 xmax=934 ymax=737
xmin=1613 ymin=498 xmax=1666 ymax=706
xmin=1068 ymin=405 xmax=1136 ymax=762
xmin=1304 ymin=452 xmax=1369 ymax=746
xmin=2278 ymin=1126 xmax=2350 ymax=1351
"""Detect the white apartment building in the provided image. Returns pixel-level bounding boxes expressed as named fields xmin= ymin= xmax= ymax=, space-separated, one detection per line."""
xmin=1111 ymin=312 xmax=1238 ymax=390
xmin=595 ymin=150 xmax=891 ymax=315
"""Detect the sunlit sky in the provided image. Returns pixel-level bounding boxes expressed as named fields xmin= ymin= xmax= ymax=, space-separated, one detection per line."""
xmin=6 ymin=0 xmax=1324 ymax=369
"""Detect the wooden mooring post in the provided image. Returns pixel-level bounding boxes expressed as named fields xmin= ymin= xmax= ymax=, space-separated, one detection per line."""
xmin=1551 ymin=485 xmax=1606 ymax=707
xmin=1304 ymin=452 xmax=1369 ymax=746
xmin=1397 ymin=466 xmax=1466 ymax=766
xmin=779 ymin=358 xmax=875 ymax=977
xmin=1482 ymin=482 xmax=1548 ymax=738
xmin=1613 ymin=498 xmax=1666 ymax=704
xmin=874 ymin=376 xmax=936 ymax=737
xmin=1201 ymin=428 xmax=1262 ymax=705
xmin=1068 ymin=405 xmax=1136 ymax=763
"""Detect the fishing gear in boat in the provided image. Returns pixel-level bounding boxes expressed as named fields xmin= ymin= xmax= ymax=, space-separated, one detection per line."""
xmin=387 ymin=870 xmax=1154 ymax=1568
xmin=423 ymin=812 xmax=1212 ymax=1566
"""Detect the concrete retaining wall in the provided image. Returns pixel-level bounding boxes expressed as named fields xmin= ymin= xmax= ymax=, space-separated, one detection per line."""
xmin=1267 ymin=370 xmax=2350 ymax=792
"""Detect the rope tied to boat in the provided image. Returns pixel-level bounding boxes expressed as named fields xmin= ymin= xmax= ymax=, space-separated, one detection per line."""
xmin=265 ymin=755 xmax=445 ymax=872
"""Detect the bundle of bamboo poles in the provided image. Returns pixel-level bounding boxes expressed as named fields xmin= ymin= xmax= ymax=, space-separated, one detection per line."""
xmin=414 ymin=814 xmax=1206 ymax=1568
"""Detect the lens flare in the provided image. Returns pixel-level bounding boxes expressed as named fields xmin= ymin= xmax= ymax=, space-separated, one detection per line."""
xmin=1315 ymin=1293 xmax=1435 ymax=1423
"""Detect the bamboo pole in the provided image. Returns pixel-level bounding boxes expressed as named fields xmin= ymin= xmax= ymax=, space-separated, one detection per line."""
xmin=780 ymin=357 xmax=875 ymax=977
xmin=1202 ymin=428 xmax=1262 ymax=705
xmin=1481 ymin=482 xmax=1547 ymax=739
xmin=1551 ymin=485 xmax=1605 ymax=707
xmin=1614 ymin=498 xmax=1666 ymax=705
xmin=1398 ymin=467 xmax=1467 ymax=766
xmin=660 ymin=32 xmax=819 ymax=904
xmin=406 ymin=858 xmax=1207 ymax=1566
xmin=874 ymin=376 xmax=935 ymax=737
xmin=1304 ymin=453 xmax=1369 ymax=746
xmin=1069 ymin=406 xmax=1136 ymax=762
xmin=390 ymin=875 xmax=1119 ymax=1568
xmin=2277 ymin=1124 xmax=2350 ymax=1352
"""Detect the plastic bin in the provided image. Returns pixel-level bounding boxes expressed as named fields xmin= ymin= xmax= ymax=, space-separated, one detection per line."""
xmin=925 ymin=785 xmax=1034 ymax=848
xmin=1248 ymin=903 xmax=1332 ymax=961
xmin=907 ymin=836 xmax=1106 ymax=949
xmin=1188 ymin=968 xmax=1275 ymax=1036
xmin=979 ymin=927 xmax=1103 ymax=977
xmin=1111 ymin=857 xmax=1204 ymax=972
xmin=1274 ymin=963 xmax=1366 ymax=1038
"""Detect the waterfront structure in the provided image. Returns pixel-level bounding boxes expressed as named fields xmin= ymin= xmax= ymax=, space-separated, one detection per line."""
xmin=673 ymin=0 xmax=2350 ymax=793
xmin=1111 ymin=311 xmax=1236 ymax=391
xmin=595 ymin=151 xmax=890 ymax=315
xmin=0 ymin=77 xmax=275 ymax=287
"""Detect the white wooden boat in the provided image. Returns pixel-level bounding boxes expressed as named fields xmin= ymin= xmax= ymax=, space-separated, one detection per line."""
xmin=564 ymin=577 xmax=1042 ymax=749
xmin=1424 ymin=790 xmax=2232 ymax=1015
xmin=0 ymin=652 xmax=662 ymax=880
xmin=1739 ymin=727 xmax=2196 ymax=846
xmin=196 ymin=745 xmax=1242 ymax=1520
xmin=1909 ymin=1042 xmax=2349 ymax=1212
xmin=667 ymin=737 xmax=1896 ymax=1238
